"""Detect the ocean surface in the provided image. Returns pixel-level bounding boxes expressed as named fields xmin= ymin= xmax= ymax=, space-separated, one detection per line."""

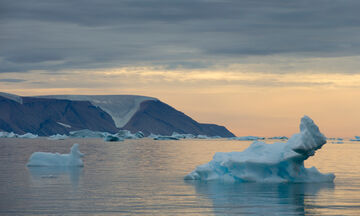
xmin=0 ymin=138 xmax=359 ymax=215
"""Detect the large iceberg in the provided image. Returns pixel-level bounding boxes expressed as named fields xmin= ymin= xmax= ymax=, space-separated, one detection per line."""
xmin=185 ymin=116 xmax=335 ymax=183
xmin=27 ymin=144 xmax=84 ymax=167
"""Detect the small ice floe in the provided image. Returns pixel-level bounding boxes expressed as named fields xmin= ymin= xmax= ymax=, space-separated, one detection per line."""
xmin=171 ymin=132 xmax=196 ymax=139
xmin=154 ymin=136 xmax=180 ymax=140
xmin=185 ymin=116 xmax=335 ymax=183
xmin=69 ymin=129 xmax=108 ymax=138
xmin=229 ymin=136 xmax=265 ymax=141
xmin=350 ymin=136 xmax=360 ymax=141
xmin=0 ymin=132 xmax=38 ymax=138
xmin=48 ymin=134 xmax=68 ymax=140
xmin=18 ymin=133 xmax=38 ymax=139
xmin=115 ymin=130 xmax=144 ymax=139
xmin=331 ymin=141 xmax=344 ymax=144
xmin=27 ymin=144 xmax=84 ymax=167
xmin=104 ymin=134 xmax=124 ymax=142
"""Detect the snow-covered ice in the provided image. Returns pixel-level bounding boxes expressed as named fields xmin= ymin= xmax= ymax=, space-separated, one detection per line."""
xmin=27 ymin=144 xmax=84 ymax=167
xmin=229 ymin=136 xmax=265 ymax=141
xmin=185 ymin=116 xmax=335 ymax=183
xmin=38 ymin=95 xmax=156 ymax=128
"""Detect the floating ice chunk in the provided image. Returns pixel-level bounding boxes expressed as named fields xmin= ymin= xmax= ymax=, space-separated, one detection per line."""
xmin=69 ymin=129 xmax=108 ymax=138
xmin=229 ymin=136 xmax=265 ymax=141
xmin=154 ymin=136 xmax=180 ymax=140
xmin=185 ymin=116 xmax=335 ymax=183
xmin=104 ymin=134 xmax=124 ymax=142
xmin=0 ymin=131 xmax=18 ymax=138
xmin=18 ymin=133 xmax=38 ymax=139
xmin=116 ymin=130 xmax=144 ymax=139
xmin=48 ymin=134 xmax=68 ymax=140
xmin=350 ymin=136 xmax=360 ymax=141
xmin=27 ymin=144 xmax=84 ymax=167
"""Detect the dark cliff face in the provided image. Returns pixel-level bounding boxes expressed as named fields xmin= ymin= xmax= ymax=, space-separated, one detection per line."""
xmin=0 ymin=96 xmax=118 ymax=136
xmin=122 ymin=100 xmax=235 ymax=137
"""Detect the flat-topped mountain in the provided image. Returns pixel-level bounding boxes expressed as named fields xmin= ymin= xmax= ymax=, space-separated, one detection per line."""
xmin=0 ymin=92 xmax=235 ymax=137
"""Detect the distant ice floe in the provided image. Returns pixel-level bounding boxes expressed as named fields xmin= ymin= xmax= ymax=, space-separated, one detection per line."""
xmin=0 ymin=131 xmax=38 ymax=138
xmin=350 ymin=136 xmax=360 ymax=141
xmin=151 ymin=132 xmax=222 ymax=140
xmin=185 ymin=116 xmax=335 ymax=183
xmin=27 ymin=144 xmax=84 ymax=167
xmin=229 ymin=136 xmax=265 ymax=141
xmin=48 ymin=134 xmax=68 ymax=140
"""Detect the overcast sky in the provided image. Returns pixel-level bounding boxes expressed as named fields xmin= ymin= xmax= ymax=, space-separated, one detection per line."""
xmin=1 ymin=0 xmax=360 ymax=136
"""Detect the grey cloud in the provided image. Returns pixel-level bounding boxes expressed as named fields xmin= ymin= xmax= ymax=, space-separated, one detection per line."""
xmin=1 ymin=0 xmax=360 ymax=73
xmin=0 ymin=79 xmax=26 ymax=83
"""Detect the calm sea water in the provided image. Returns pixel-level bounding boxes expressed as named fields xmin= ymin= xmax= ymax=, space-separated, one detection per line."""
xmin=0 ymin=138 xmax=360 ymax=215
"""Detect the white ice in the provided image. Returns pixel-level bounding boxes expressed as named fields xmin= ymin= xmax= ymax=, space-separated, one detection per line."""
xmin=185 ymin=116 xmax=335 ymax=183
xmin=38 ymin=95 xmax=156 ymax=128
xmin=229 ymin=136 xmax=265 ymax=141
xmin=27 ymin=144 xmax=84 ymax=167
xmin=0 ymin=132 xmax=38 ymax=138
xmin=48 ymin=134 xmax=68 ymax=140
xmin=69 ymin=129 xmax=109 ymax=138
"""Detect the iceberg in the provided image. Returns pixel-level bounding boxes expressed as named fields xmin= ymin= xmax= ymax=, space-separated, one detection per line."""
xmin=18 ymin=133 xmax=38 ymax=139
xmin=229 ymin=136 xmax=265 ymax=141
xmin=27 ymin=144 xmax=84 ymax=167
xmin=185 ymin=116 xmax=335 ymax=183
xmin=350 ymin=136 xmax=360 ymax=141
xmin=69 ymin=129 xmax=108 ymax=138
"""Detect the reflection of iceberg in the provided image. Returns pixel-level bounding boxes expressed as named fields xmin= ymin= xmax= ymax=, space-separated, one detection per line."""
xmin=28 ymin=166 xmax=83 ymax=188
xmin=191 ymin=181 xmax=334 ymax=215
xmin=185 ymin=116 xmax=335 ymax=183
xmin=27 ymin=144 xmax=84 ymax=167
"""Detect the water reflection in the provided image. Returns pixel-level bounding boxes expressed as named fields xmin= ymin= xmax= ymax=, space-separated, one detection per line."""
xmin=27 ymin=166 xmax=83 ymax=188
xmin=190 ymin=181 xmax=334 ymax=215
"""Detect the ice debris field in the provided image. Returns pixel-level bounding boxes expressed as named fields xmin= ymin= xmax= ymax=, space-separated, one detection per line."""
xmin=27 ymin=144 xmax=84 ymax=167
xmin=185 ymin=116 xmax=336 ymax=183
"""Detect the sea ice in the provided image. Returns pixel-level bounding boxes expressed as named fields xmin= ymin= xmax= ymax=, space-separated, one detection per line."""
xmin=69 ymin=129 xmax=108 ymax=138
xmin=185 ymin=116 xmax=335 ymax=183
xmin=18 ymin=133 xmax=38 ymax=139
xmin=350 ymin=136 xmax=360 ymax=141
xmin=154 ymin=136 xmax=180 ymax=140
xmin=229 ymin=136 xmax=265 ymax=141
xmin=48 ymin=134 xmax=68 ymax=140
xmin=27 ymin=144 xmax=84 ymax=167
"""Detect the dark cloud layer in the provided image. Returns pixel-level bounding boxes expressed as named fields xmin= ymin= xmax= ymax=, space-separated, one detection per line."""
xmin=1 ymin=0 xmax=360 ymax=73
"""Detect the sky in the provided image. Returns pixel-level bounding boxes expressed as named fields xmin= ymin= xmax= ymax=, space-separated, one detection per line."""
xmin=1 ymin=0 xmax=360 ymax=137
